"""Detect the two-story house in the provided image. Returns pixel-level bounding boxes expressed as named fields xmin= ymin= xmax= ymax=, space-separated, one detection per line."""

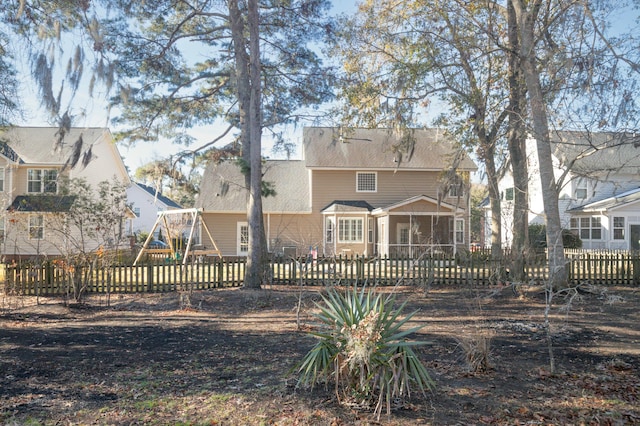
xmin=195 ymin=127 xmax=477 ymax=257
xmin=494 ymin=131 xmax=640 ymax=250
xmin=126 ymin=181 xmax=183 ymax=237
xmin=0 ymin=126 xmax=131 ymax=260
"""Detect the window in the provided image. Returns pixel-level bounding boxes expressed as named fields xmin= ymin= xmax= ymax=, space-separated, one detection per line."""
xmin=28 ymin=169 xmax=58 ymax=193
xmin=398 ymin=223 xmax=410 ymax=245
xmin=338 ymin=218 xmax=363 ymax=243
xmin=575 ymin=180 xmax=588 ymax=200
xmin=237 ymin=222 xmax=249 ymax=254
xmin=455 ymin=219 xmax=465 ymax=244
xmin=613 ymin=217 xmax=625 ymax=240
xmin=570 ymin=216 xmax=601 ymax=240
xmin=29 ymin=215 xmax=44 ymax=239
xmin=0 ymin=167 xmax=4 ymax=192
xmin=0 ymin=217 xmax=4 ymax=241
xmin=133 ymin=207 xmax=141 ymax=217
xmin=505 ymin=187 xmax=514 ymax=201
xmin=447 ymin=174 xmax=464 ymax=197
xmin=356 ymin=172 xmax=376 ymax=192
xmin=325 ymin=217 xmax=334 ymax=243
xmin=368 ymin=218 xmax=374 ymax=243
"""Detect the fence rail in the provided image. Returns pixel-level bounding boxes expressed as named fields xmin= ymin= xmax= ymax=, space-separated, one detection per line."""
xmin=3 ymin=250 xmax=640 ymax=296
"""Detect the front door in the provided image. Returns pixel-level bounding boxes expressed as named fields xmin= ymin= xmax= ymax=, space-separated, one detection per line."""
xmin=630 ymin=225 xmax=640 ymax=250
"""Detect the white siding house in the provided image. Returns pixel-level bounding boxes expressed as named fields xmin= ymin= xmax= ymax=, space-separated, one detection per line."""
xmin=494 ymin=132 xmax=640 ymax=250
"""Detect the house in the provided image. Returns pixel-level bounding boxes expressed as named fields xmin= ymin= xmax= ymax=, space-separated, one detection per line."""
xmin=494 ymin=131 xmax=640 ymax=250
xmin=195 ymin=127 xmax=477 ymax=258
xmin=126 ymin=181 xmax=183 ymax=237
xmin=0 ymin=126 xmax=131 ymax=260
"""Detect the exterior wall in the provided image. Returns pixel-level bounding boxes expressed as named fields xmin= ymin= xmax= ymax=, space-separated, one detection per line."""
xmin=126 ymin=185 xmax=173 ymax=236
xmin=311 ymin=169 xmax=444 ymax=210
xmin=201 ymin=165 xmax=473 ymax=257
xmin=0 ymin=130 xmax=130 ymax=259
xmin=200 ymin=212 xmax=321 ymax=257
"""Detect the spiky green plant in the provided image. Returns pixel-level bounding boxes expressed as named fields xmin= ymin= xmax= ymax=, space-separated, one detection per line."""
xmin=297 ymin=286 xmax=435 ymax=418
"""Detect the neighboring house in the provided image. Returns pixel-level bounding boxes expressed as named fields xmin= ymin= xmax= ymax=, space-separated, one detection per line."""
xmin=195 ymin=127 xmax=477 ymax=258
xmin=0 ymin=126 xmax=131 ymax=260
xmin=126 ymin=181 xmax=183 ymax=237
xmin=493 ymin=131 xmax=640 ymax=250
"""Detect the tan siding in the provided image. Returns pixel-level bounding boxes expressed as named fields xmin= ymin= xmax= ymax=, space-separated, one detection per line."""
xmin=201 ymin=212 xmax=323 ymax=257
xmin=311 ymin=170 xmax=443 ymax=210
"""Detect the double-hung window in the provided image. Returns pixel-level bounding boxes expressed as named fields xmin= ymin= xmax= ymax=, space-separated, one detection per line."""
xmin=29 ymin=215 xmax=44 ymax=239
xmin=356 ymin=172 xmax=376 ymax=192
xmin=325 ymin=217 xmax=335 ymax=243
xmin=28 ymin=169 xmax=58 ymax=193
xmin=0 ymin=167 xmax=4 ymax=192
xmin=613 ymin=217 xmax=625 ymax=240
xmin=574 ymin=180 xmax=588 ymax=200
xmin=338 ymin=218 xmax=363 ymax=243
xmin=237 ymin=222 xmax=249 ymax=255
xmin=455 ymin=219 xmax=464 ymax=244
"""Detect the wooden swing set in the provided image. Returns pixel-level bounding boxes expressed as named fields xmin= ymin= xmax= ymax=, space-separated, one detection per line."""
xmin=133 ymin=208 xmax=221 ymax=265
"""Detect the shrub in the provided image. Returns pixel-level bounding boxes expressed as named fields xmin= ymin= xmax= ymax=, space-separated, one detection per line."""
xmin=297 ymin=286 xmax=434 ymax=418
xmin=529 ymin=224 xmax=582 ymax=249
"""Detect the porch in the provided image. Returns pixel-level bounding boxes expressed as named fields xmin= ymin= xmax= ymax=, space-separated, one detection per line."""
xmin=372 ymin=195 xmax=466 ymax=257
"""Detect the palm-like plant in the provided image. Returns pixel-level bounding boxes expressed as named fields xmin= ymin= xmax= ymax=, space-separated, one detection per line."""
xmin=297 ymin=286 xmax=434 ymax=418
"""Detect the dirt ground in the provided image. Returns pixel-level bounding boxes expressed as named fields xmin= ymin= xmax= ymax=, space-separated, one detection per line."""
xmin=1 ymin=283 xmax=639 ymax=425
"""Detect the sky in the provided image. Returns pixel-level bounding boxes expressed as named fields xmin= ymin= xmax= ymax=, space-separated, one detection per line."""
xmin=14 ymin=0 xmax=359 ymax=175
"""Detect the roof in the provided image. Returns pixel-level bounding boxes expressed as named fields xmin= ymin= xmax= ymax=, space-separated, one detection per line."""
xmin=551 ymin=131 xmax=640 ymax=175
xmin=0 ymin=126 xmax=110 ymax=165
xmin=568 ymin=187 xmax=640 ymax=213
xmin=133 ymin=182 xmax=183 ymax=209
xmin=372 ymin=194 xmax=465 ymax=215
xmin=321 ymin=200 xmax=374 ymax=213
xmin=196 ymin=159 xmax=310 ymax=213
xmin=7 ymin=195 xmax=76 ymax=212
xmin=303 ymin=127 xmax=477 ymax=171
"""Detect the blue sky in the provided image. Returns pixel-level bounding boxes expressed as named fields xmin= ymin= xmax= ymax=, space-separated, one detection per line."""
xmin=16 ymin=0 xmax=358 ymax=174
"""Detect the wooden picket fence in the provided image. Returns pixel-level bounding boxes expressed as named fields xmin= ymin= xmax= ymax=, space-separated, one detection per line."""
xmin=3 ymin=250 xmax=640 ymax=296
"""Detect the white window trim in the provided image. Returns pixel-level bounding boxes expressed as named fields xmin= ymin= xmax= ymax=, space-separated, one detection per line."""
xmin=574 ymin=179 xmax=588 ymax=200
xmin=356 ymin=172 xmax=377 ymax=193
xmin=325 ymin=217 xmax=335 ymax=244
xmin=237 ymin=222 xmax=249 ymax=256
xmin=455 ymin=218 xmax=465 ymax=244
xmin=613 ymin=216 xmax=625 ymax=240
xmin=338 ymin=217 xmax=364 ymax=243
xmin=571 ymin=216 xmax=602 ymax=241
xmin=29 ymin=214 xmax=44 ymax=240
xmin=27 ymin=168 xmax=58 ymax=194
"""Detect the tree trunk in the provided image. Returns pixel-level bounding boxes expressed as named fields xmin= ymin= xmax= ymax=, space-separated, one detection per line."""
xmin=229 ymin=0 xmax=266 ymax=289
xmin=507 ymin=0 xmax=529 ymax=283
xmin=513 ymin=0 xmax=567 ymax=289
xmin=244 ymin=0 xmax=268 ymax=289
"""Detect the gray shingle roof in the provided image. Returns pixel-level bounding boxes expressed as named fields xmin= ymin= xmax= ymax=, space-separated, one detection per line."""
xmin=551 ymin=131 xmax=640 ymax=175
xmin=7 ymin=195 xmax=76 ymax=212
xmin=303 ymin=127 xmax=477 ymax=170
xmin=196 ymin=159 xmax=310 ymax=213
xmin=0 ymin=127 xmax=108 ymax=165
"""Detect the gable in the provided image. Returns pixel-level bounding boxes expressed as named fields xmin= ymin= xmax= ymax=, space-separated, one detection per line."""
xmin=0 ymin=127 xmax=130 ymax=185
xmin=132 ymin=182 xmax=182 ymax=209
xmin=372 ymin=195 xmax=464 ymax=215
xmin=303 ymin=127 xmax=477 ymax=171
